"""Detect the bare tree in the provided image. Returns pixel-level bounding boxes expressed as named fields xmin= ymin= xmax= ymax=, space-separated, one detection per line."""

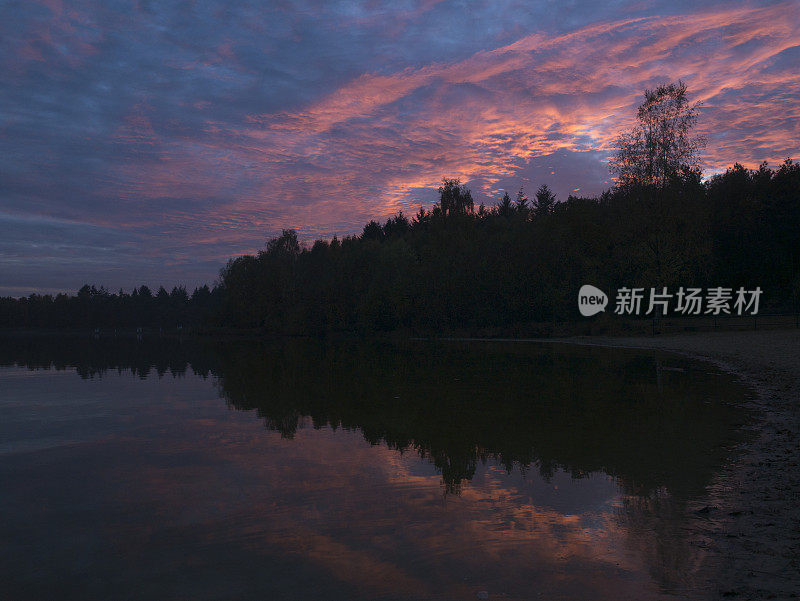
xmin=610 ymin=81 xmax=705 ymax=189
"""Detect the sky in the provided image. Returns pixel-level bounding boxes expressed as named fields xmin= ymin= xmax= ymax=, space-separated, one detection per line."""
xmin=1 ymin=0 xmax=799 ymax=296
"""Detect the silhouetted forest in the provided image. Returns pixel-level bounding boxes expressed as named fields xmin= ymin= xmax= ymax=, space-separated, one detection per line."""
xmin=3 ymin=157 xmax=797 ymax=334
xmin=0 ymin=283 xmax=221 ymax=331
xmin=2 ymin=84 xmax=799 ymax=333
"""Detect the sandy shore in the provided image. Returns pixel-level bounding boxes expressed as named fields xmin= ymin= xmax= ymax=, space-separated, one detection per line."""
xmin=550 ymin=330 xmax=800 ymax=600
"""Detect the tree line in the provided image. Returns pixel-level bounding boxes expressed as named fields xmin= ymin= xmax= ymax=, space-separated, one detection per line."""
xmin=1 ymin=83 xmax=798 ymax=333
xmin=215 ymin=159 xmax=799 ymax=334
xmin=0 ymin=283 xmax=221 ymax=330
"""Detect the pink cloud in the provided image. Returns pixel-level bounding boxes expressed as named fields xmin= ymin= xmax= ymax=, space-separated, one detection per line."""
xmin=100 ymin=2 xmax=799 ymax=252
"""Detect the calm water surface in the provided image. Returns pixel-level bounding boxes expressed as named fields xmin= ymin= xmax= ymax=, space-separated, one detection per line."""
xmin=0 ymin=337 xmax=752 ymax=600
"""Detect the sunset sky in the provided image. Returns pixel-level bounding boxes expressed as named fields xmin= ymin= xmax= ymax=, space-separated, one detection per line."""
xmin=1 ymin=0 xmax=799 ymax=295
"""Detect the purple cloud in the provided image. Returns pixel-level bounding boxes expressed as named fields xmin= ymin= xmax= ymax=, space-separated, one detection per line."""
xmin=1 ymin=0 xmax=798 ymax=294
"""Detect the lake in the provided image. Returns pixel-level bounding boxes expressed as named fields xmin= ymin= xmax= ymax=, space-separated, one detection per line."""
xmin=0 ymin=336 xmax=752 ymax=600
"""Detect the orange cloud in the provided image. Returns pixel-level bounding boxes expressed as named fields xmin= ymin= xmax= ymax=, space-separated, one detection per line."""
xmin=104 ymin=2 xmax=799 ymax=250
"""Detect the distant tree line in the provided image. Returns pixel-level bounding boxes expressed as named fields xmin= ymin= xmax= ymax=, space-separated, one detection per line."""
xmin=1 ymin=83 xmax=798 ymax=333
xmin=0 ymin=283 xmax=221 ymax=330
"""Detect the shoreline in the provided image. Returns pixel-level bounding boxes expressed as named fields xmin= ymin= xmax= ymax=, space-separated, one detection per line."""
xmin=544 ymin=330 xmax=800 ymax=600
